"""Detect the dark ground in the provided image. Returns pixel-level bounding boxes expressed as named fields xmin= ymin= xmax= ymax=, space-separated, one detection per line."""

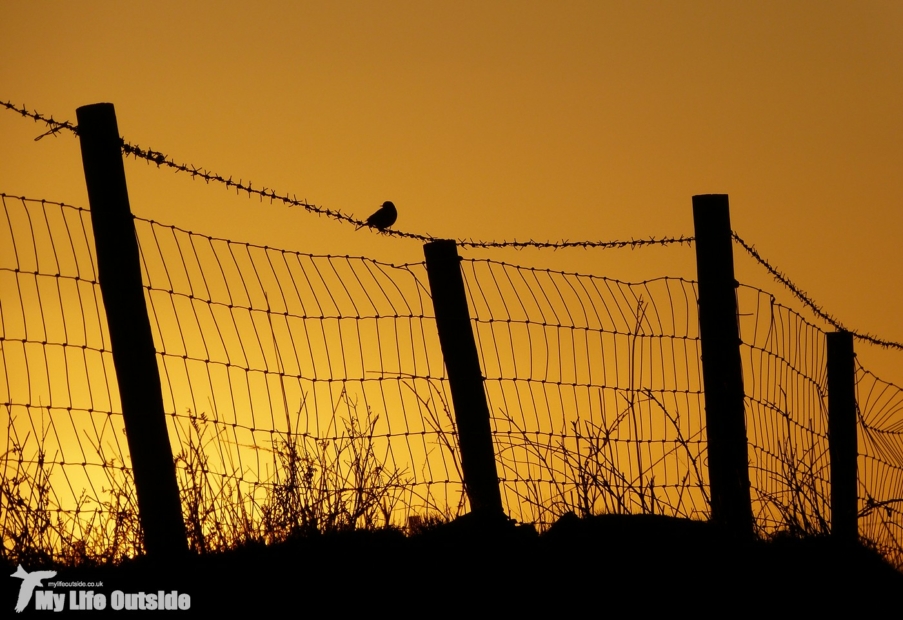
xmin=4 ymin=514 xmax=901 ymax=616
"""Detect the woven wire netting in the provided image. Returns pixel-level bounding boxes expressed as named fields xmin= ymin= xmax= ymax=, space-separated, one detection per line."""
xmin=736 ymin=285 xmax=903 ymax=567
xmin=856 ymin=367 xmax=903 ymax=567
xmin=0 ymin=195 xmax=466 ymax=561
xmin=737 ymin=285 xmax=832 ymax=536
xmin=0 ymin=195 xmax=139 ymax=563
xmin=2 ymin=194 xmax=903 ymax=568
xmin=135 ymin=219 xmax=465 ymax=549
xmin=459 ymin=258 xmax=709 ymax=527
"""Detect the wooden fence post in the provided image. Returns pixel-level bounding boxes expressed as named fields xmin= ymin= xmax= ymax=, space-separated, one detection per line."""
xmin=423 ymin=239 xmax=504 ymax=516
xmin=827 ymin=330 xmax=858 ymax=542
xmin=692 ymin=194 xmax=754 ymax=537
xmin=76 ymin=103 xmax=187 ymax=557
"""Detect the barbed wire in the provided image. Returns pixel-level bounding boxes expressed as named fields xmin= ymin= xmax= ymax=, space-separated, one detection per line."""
xmin=119 ymin=141 xmax=695 ymax=250
xmin=2 ymin=100 xmax=692 ymax=250
xmin=0 ymin=100 xmax=79 ymax=140
xmin=5 ymin=100 xmax=903 ymax=350
xmin=457 ymin=236 xmax=694 ymax=250
xmin=732 ymin=232 xmax=903 ymax=351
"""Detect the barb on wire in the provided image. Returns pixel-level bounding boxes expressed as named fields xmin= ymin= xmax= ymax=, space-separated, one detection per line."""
xmin=3 ymin=100 xmax=693 ymax=250
xmin=732 ymin=232 xmax=903 ymax=351
xmin=1 ymin=100 xmax=79 ymax=140
xmin=457 ymin=235 xmax=694 ymax=250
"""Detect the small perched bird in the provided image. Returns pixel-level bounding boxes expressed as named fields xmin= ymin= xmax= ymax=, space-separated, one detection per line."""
xmin=357 ymin=201 xmax=397 ymax=231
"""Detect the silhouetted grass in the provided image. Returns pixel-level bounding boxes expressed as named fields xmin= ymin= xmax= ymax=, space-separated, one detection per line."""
xmin=0 ymin=393 xmax=416 ymax=565
xmin=0 ymin=418 xmax=143 ymax=567
xmin=0 ymin=394 xmax=899 ymax=577
xmin=494 ymin=388 xmax=710 ymax=527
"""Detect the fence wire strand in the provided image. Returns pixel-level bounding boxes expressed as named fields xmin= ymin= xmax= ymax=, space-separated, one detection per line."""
xmin=1 ymin=100 xmax=692 ymax=250
xmin=733 ymin=232 xmax=903 ymax=351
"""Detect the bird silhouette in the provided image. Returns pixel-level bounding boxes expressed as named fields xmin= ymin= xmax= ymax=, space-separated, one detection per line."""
xmin=11 ymin=565 xmax=57 ymax=613
xmin=357 ymin=201 xmax=397 ymax=231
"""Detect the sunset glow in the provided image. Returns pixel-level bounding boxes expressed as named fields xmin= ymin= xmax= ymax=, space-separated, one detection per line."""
xmin=2 ymin=1 xmax=902 ymax=572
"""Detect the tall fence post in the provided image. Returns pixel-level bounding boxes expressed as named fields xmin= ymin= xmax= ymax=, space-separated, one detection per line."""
xmin=827 ymin=330 xmax=858 ymax=542
xmin=76 ymin=103 xmax=187 ymax=557
xmin=692 ymin=194 xmax=754 ymax=537
xmin=423 ymin=239 xmax=504 ymax=516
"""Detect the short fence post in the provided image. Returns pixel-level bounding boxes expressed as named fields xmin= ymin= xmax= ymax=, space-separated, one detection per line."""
xmin=692 ymin=194 xmax=754 ymax=537
xmin=423 ymin=239 xmax=504 ymax=516
xmin=76 ymin=103 xmax=187 ymax=557
xmin=827 ymin=330 xmax=858 ymax=542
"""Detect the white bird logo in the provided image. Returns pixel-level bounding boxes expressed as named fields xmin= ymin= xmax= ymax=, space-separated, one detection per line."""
xmin=11 ymin=565 xmax=57 ymax=613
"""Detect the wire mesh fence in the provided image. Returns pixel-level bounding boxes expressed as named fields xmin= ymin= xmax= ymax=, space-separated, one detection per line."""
xmin=0 ymin=193 xmax=466 ymax=559
xmin=0 ymin=194 xmax=139 ymax=563
xmin=2 ymin=193 xmax=903 ymax=568
xmin=460 ymin=259 xmax=709 ymax=526
xmin=135 ymin=217 xmax=464 ymax=549
xmin=737 ymin=285 xmax=832 ymax=536
xmin=856 ymin=367 xmax=903 ymax=567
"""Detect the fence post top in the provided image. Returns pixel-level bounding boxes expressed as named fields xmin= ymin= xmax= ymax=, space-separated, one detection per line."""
xmin=76 ymin=102 xmax=115 ymax=112
xmin=692 ymin=194 xmax=730 ymax=207
xmin=75 ymin=103 xmax=119 ymax=124
xmin=423 ymin=238 xmax=459 ymax=261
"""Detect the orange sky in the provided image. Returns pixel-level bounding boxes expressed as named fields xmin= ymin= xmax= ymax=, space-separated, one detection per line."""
xmin=2 ymin=0 xmax=902 ymax=376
